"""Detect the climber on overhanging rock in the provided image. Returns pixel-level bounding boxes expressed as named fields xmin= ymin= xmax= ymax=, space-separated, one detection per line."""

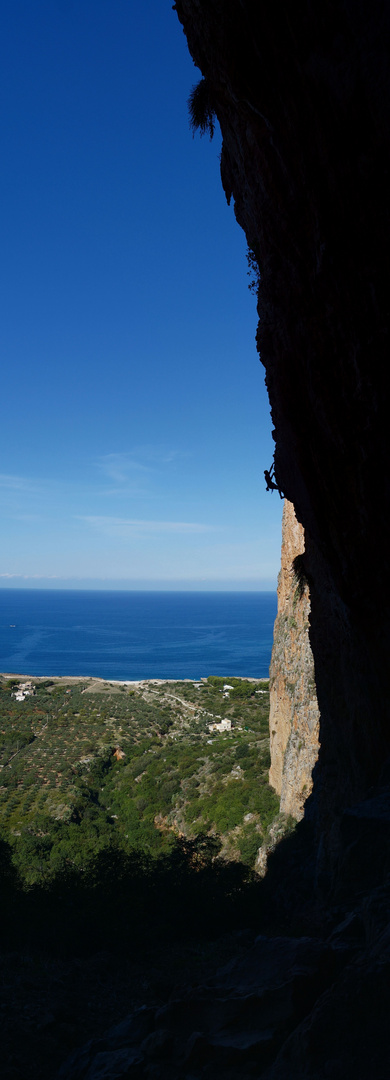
xmin=264 ymin=464 xmax=283 ymax=498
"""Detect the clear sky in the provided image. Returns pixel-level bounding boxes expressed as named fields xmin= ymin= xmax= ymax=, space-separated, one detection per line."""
xmin=0 ymin=0 xmax=282 ymax=591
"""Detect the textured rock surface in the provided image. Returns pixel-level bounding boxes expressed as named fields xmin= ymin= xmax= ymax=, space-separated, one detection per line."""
xmin=57 ymin=905 xmax=390 ymax=1077
xmin=174 ymin=0 xmax=390 ymax=861
xmin=269 ymin=501 xmax=320 ymax=820
xmin=263 ymin=918 xmax=390 ymax=1080
xmin=56 ymin=934 xmax=347 ymax=1079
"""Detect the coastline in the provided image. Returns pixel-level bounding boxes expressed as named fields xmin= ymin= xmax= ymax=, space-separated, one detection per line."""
xmin=0 ymin=672 xmax=268 ymax=687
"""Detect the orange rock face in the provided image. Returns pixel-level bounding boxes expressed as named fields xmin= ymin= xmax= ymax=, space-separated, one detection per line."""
xmin=269 ymin=501 xmax=320 ymax=820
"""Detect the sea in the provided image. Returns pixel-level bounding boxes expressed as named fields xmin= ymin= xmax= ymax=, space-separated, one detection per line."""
xmin=0 ymin=589 xmax=277 ymax=682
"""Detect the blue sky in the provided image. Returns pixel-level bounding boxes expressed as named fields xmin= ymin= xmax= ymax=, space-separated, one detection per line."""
xmin=0 ymin=0 xmax=282 ymax=590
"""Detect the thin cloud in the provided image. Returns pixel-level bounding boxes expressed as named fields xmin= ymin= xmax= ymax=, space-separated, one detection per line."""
xmin=96 ymin=447 xmax=187 ymax=482
xmin=121 ymin=445 xmax=187 ymax=465
xmin=96 ymin=453 xmax=151 ymax=484
xmin=79 ymin=515 xmax=215 ymax=535
xmin=0 ymin=573 xmax=60 ymax=579
xmin=0 ymin=473 xmax=43 ymax=493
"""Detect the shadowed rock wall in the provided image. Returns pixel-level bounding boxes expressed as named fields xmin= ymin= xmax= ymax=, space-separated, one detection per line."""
xmin=175 ymin=1 xmax=390 ymax=867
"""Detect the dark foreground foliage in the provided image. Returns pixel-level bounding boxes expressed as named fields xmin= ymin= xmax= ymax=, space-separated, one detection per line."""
xmin=0 ymin=832 xmax=265 ymax=960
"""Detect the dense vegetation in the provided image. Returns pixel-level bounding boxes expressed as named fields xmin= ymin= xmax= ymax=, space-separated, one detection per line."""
xmin=0 ymin=674 xmax=291 ymax=956
xmin=0 ymin=675 xmax=279 ymax=881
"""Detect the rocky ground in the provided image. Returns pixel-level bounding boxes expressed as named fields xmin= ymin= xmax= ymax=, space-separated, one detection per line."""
xmin=1 ymin=936 xmax=252 ymax=1080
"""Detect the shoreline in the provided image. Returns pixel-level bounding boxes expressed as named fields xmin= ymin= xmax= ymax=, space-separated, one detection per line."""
xmin=0 ymin=672 xmax=268 ymax=687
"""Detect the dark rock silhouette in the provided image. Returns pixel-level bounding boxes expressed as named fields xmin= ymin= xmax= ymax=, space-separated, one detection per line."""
xmin=175 ymin=0 xmax=390 ymax=864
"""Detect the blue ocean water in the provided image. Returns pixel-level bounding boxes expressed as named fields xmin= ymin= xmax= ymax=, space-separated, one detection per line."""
xmin=0 ymin=590 xmax=277 ymax=681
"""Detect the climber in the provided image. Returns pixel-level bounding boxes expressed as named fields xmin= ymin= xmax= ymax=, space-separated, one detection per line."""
xmin=264 ymin=465 xmax=283 ymax=498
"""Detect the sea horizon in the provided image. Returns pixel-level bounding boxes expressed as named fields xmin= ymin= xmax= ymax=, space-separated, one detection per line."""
xmin=0 ymin=581 xmax=276 ymax=592
xmin=0 ymin=588 xmax=277 ymax=682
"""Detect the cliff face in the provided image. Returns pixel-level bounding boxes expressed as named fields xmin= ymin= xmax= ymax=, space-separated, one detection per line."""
xmin=174 ymin=1 xmax=390 ymax=870
xmin=269 ymin=501 xmax=319 ymax=821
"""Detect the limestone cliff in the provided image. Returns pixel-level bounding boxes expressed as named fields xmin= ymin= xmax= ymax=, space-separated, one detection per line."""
xmin=269 ymin=501 xmax=319 ymax=820
xmin=174 ymin=0 xmax=390 ymax=867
